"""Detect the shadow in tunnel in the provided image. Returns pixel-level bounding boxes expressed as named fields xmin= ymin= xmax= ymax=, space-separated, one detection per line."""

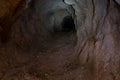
xmin=61 ymin=15 xmax=76 ymax=32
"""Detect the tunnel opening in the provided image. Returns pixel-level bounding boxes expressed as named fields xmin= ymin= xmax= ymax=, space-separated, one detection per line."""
xmin=61 ymin=16 xmax=76 ymax=32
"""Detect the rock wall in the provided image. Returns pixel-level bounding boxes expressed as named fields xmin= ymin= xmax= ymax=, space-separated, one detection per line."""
xmin=0 ymin=0 xmax=120 ymax=80
xmin=73 ymin=0 xmax=120 ymax=80
xmin=0 ymin=0 xmax=27 ymax=43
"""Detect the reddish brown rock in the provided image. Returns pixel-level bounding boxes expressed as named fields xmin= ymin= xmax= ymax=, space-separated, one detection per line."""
xmin=0 ymin=0 xmax=120 ymax=80
xmin=0 ymin=0 xmax=26 ymax=43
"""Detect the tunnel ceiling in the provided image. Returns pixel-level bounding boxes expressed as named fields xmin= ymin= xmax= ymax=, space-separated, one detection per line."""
xmin=0 ymin=0 xmax=77 ymax=43
xmin=39 ymin=0 xmax=76 ymax=32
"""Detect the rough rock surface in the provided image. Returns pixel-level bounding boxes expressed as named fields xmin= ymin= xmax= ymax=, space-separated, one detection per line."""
xmin=0 ymin=0 xmax=120 ymax=80
xmin=0 ymin=0 xmax=26 ymax=42
xmin=76 ymin=0 xmax=120 ymax=80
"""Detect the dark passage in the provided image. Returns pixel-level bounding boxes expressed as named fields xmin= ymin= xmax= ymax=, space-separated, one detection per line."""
xmin=61 ymin=16 xmax=75 ymax=32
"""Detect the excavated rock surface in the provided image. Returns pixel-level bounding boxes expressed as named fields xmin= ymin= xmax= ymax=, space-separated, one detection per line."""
xmin=0 ymin=32 xmax=90 ymax=80
xmin=76 ymin=0 xmax=120 ymax=80
xmin=0 ymin=0 xmax=26 ymax=42
xmin=0 ymin=0 xmax=120 ymax=80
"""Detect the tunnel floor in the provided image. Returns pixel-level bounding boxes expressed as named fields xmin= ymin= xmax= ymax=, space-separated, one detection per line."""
xmin=0 ymin=31 xmax=88 ymax=80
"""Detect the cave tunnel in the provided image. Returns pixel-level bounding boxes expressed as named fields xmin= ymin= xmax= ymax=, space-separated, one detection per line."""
xmin=0 ymin=0 xmax=120 ymax=80
xmin=61 ymin=15 xmax=76 ymax=32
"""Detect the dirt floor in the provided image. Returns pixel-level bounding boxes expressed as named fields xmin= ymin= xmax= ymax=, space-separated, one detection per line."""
xmin=0 ymin=31 xmax=89 ymax=80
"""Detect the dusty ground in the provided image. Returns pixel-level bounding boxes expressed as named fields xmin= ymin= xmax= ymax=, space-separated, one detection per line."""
xmin=0 ymin=31 xmax=89 ymax=80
